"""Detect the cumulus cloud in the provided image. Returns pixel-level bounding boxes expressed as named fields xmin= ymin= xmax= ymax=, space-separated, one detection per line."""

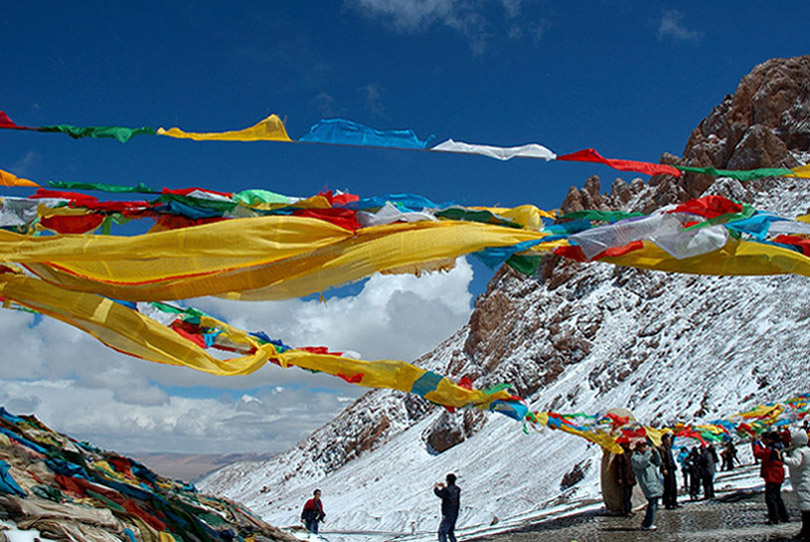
xmin=360 ymin=83 xmax=386 ymax=116
xmin=192 ymin=257 xmax=473 ymax=361
xmin=345 ymin=0 xmax=546 ymax=55
xmin=13 ymin=150 xmax=39 ymax=176
xmin=0 ymin=258 xmax=476 ymax=454
xmin=345 ymin=0 xmax=464 ymax=32
xmin=657 ymin=9 xmax=702 ymax=45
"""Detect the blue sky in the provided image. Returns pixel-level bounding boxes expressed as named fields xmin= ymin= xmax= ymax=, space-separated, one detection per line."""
xmin=0 ymin=1 xmax=806 ymax=455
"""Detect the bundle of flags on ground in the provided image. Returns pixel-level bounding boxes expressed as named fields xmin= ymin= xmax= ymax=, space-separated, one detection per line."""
xmin=0 ymin=407 xmax=296 ymax=542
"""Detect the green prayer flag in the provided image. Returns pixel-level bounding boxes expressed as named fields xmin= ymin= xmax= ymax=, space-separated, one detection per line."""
xmin=559 ymin=210 xmax=644 ymax=222
xmin=39 ymin=124 xmax=156 ymax=143
xmin=234 ymin=189 xmax=292 ymax=206
xmin=48 ymin=180 xmax=158 ymax=193
xmin=436 ymin=208 xmax=521 ymax=228
xmin=677 ymin=166 xmax=794 ymax=181
xmin=505 ymin=253 xmax=542 ymax=275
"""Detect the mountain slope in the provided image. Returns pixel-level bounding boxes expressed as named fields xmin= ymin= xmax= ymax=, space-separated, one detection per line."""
xmin=199 ymin=55 xmax=810 ymax=533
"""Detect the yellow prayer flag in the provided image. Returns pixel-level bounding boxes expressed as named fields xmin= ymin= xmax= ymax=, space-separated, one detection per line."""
xmin=0 ymin=168 xmax=39 ymax=187
xmin=792 ymin=165 xmax=810 ymax=179
xmin=157 ymin=114 xmax=291 ymax=142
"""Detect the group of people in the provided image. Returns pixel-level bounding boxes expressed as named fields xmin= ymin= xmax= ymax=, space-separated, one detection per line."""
xmin=298 ymin=473 xmax=462 ymax=542
xmin=614 ymin=428 xmax=810 ymax=538
xmin=296 ymin=428 xmax=809 ymax=540
xmin=678 ymin=441 xmax=719 ymax=500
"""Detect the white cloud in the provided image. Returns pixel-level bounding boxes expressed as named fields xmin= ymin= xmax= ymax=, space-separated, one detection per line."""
xmin=192 ymin=257 xmax=473 ymax=361
xmin=13 ymin=150 xmax=38 ymax=176
xmin=345 ymin=0 xmax=540 ymax=55
xmin=311 ymin=92 xmax=339 ymax=118
xmin=657 ymin=9 xmax=702 ymax=45
xmin=0 ymin=258 xmax=476 ymax=454
xmin=345 ymin=0 xmax=463 ymax=32
xmin=360 ymin=82 xmax=386 ymax=117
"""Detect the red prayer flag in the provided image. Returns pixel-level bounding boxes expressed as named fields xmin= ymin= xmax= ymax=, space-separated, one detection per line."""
xmin=0 ymin=111 xmax=28 ymax=130
xmin=773 ymin=234 xmax=810 ymax=256
xmin=557 ymin=149 xmax=681 ymax=177
xmin=670 ymin=195 xmax=742 ymax=219
xmin=292 ymin=207 xmax=361 ymax=231
xmin=553 ymin=245 xmax=588 ymax=262
xmin=32 ymin=189 xmax=99 ymax=206
xmin=39 ymin=214 xmax=105 ymax=234
xmin=593 ymin=240 xmax=645 ymax=260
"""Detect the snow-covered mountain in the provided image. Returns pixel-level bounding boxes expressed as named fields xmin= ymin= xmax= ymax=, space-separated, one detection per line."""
xmin=199 ymin=56 xmax=810 ymax=534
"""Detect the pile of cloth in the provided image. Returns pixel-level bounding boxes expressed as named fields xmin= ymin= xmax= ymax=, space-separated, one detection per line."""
xmin=0 ymin=407 xmax=297 ymax=542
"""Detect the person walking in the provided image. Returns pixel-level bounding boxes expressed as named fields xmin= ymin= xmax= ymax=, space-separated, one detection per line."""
xmin=659 ymin=433 xmax=679 ymax=509
xmin=631 ymin=439 xmax=663 ymax=531
xmin=782 ymin=429 xmax=810 ymax=541
xmin=753 ymin=432 xmax=789 ymax=524
xmin=434 ymin=473 xmax=461 ymax=542
xmin=301 ymin=489 xmax=326 ymax=534
xmin=615 ymin=442 xmax=637 ymax=517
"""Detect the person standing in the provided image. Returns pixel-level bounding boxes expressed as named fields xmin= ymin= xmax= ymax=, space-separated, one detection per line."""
xmin=301 ymin=489 xmax=326 ymax=534
xmin=677 ymin=446 xmax=690 ymax=493
xmin=615 ymin=442 xmax=637 ymax=517
xmin=699 ymin=443 xmax=718 ymax=499
xmin=434 ymin=473 xmax=461 ymax=542
xmin=659 ymin=433 xmax=679 ymax=509
xmin=687 ymin=446 xmax=702 ymax=501
xmin=721 ymin=440 xmax=738 ymax=471
xmin=782 ymin=429 xmax=810 ymax=541
xmin=631 ymin=440 xmax=663 ymax=531
xmin=753 ymin=432 xmax=789 ymax=524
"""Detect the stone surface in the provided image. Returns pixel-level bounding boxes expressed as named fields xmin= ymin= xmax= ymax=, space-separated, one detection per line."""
xmin=474 ymin=490 xmax=801 ymax=542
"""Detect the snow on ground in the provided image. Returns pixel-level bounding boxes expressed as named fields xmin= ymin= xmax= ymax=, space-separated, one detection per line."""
xmin=201 ymin=176 xmax=810 ymax=538
xmin=281 ymin=463 xmax=775 ymax=542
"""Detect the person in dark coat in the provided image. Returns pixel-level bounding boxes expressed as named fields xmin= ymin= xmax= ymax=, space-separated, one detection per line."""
xmin=721 ymin=440 xmax=739 ymax=471
xmin=659 ymin=433 xmax=680 ymax=509
xmin=753 ymin=432 xmax=789 ymax=524
xmin=698 ymin=444 xmax=718 ymax=499
xmin=615 ymin=442 xmax=637 ymax=517
xmin=687 ymin=446 xmax=702 ymax=501
xmin=301 ymin=489 xmax=326 ymax=534
xmin=434 ymin=473 xmax=461 ymax=542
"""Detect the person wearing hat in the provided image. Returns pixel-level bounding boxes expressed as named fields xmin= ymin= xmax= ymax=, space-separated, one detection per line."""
xmin=631 ymin=439 xmax=663 ymax=531
xmin=782 ymin=429 xmax=810 ymax=541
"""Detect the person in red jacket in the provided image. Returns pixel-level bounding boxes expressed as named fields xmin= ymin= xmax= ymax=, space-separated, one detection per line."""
xmin=753 ymin=432 xmax=789 ymax=524
xmin=301 ymin=489 xmax=326 ymax=534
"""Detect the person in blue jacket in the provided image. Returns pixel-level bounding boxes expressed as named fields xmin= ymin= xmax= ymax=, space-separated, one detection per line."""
xmin=434 ymin=473 xmax=461 ymax=542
